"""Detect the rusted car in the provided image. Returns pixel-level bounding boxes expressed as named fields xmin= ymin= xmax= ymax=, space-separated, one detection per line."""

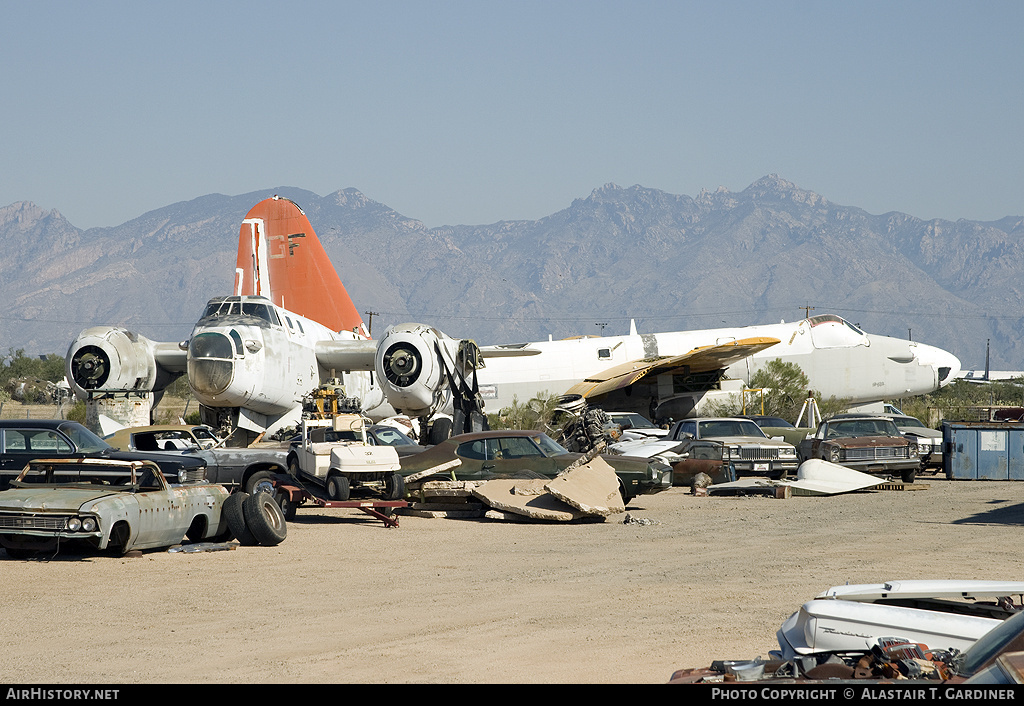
xmin=0 ymin=458 xmax=229 ymax=558
xmin=667 ymin=417 xmax=799 ymax=480
xmin=797 ymin=416 xmax=922 ymax=483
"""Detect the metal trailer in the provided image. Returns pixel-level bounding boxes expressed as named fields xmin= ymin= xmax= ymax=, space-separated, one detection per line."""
xmin=272 ymin=475 xmax=408 ymax=527
xmin=942 ymin=421 xmax=1024 ymax=480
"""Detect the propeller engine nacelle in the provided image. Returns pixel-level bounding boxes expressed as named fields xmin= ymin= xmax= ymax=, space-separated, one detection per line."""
xmin=66 ymin=327 xmax=176 ymax=399
xmin=374 ymin=323 xmax=481 ymax=418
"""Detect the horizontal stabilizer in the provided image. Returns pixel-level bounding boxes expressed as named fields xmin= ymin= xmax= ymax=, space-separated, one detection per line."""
xmin=565 ymin=336 xmax=780 ymax=399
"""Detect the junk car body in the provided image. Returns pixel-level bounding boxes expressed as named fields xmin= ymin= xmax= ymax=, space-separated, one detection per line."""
xmin=0 ymin=458 xmax=229 ymax=558
xmin=797 ymin=416 xmax=921 ymax=482
xmin=397 ymin=430 xmax=672 ymax=503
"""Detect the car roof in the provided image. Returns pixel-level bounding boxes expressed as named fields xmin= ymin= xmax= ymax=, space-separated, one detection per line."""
xmin=0 ymin=419 xmax=73 ymax=429
xmin=446 ymin=429 xmax=548 ymax=442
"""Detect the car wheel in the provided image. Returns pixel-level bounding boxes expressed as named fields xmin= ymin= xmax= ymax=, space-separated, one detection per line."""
xmin=618 ymin=480 xmax=633 ymax=507
xmin=223 ymin=492 xmax=258 ymax=546
xmin=901 ymin=468 xmax=917 ymax=484
xmin=243 ymin=491 xmax=288 ymax=546
xmin=107 ymin=521 xmax=132 ymax=556
xmin=383 ymin=472 xmax=405 ymax=501
xmin=245 ymin=470 xmax=276 ymax=496
xmin=328 ymin=475 xmax=350 ymax=502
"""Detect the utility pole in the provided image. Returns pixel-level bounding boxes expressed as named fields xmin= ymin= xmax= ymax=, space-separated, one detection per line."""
xmin=364 ymin=311 xmax=379 ymax=336
xmin=596 ymin=322 xmax=608 ymax=336
xmin=800 ymin=305 xmax=814 ymax=319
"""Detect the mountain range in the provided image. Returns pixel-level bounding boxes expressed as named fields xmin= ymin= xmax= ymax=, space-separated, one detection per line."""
xmin=2 ymin=175 xmax=1022 ymax=371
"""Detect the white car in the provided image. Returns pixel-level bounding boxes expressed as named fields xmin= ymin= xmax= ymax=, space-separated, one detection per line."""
xmin=0 ymin=458 xmax=230 ymax=558
xmin=773 ymin=580 xmax=1024 ymax=660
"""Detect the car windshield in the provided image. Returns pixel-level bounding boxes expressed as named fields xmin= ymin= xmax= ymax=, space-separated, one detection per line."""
xmin=698 ymin=420 xmax=767 ymax=438
xmin=893 ymin=416 xmax=927 ymax=429
xmin=826 ymin=420 xmax=899 ymax=438
xmin=533 ymin=434 xmax=570 ymax=456
xmin=14 ymin=462 xmax=161 ymax=490
xmin=755 ymin=417 xmax=794 ymax=428
xmin=371 ymin=427 xmax=417 ymax=446
xmin=957 ymin=609 xmax=1024 ymax=677
xmin=58 ymin=422 xmax=111 ymax=453
xmin=610 ymin=413 xmax=658 ymax=429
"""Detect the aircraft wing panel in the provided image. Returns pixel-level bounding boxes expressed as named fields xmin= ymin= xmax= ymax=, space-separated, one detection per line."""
xmin=153 ymin=342 xmax=188 ymax=373
xmin=565 ymin=337 xmax=780 ymax=399
xmin=314 ymin=339 xmax=379 ymax=372
xmin=479 ymin=344 xmax=542 ymax=358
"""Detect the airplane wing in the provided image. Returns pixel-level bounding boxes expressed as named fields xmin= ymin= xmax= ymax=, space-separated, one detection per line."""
xmin=564 ymin=337 xmax=780 ymax=399
xmin=479 ymin=343 xmax=542 ymax=358
xmin=314 ymin=339 xmax=379 ymax=371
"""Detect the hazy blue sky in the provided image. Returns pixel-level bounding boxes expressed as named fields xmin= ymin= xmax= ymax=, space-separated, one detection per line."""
xmin=3 ymin=0 xmax=1021 ymax=229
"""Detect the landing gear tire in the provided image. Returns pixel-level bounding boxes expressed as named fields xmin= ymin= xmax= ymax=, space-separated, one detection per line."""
xmin=243 ymin=491 xmax=288 ymax=546
xmin=383 ymin=472 xmax=405 ymax=501
xmin=429 ymin=417 xmax=453 ymax=445
xmin=328 ymin=475 xmax=350 ymax=502
xmin=224 ymin=492 xmax=258 ymax=546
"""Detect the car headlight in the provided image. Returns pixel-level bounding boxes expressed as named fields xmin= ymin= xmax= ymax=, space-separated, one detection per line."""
xmin=66 ymin=517 xmax=81 ymax=531
xmin=828 ymin=445 xmax=842 ymax=463
xmin=779 ymin=447 xmax=797 ymax=459
xmin=908 ymin=442 xmax=918 ymax=456
xmin=82 ymin=517 xmax=97 ymax=532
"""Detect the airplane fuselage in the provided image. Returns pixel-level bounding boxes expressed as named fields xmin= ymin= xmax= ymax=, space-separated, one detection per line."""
xmin=187 ymin=295 xmax=377 ymax=438
xmin=476 ymin=315 xmax=961 ymax=419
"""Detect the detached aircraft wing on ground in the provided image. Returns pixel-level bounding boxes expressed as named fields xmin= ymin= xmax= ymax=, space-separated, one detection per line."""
xmin=67 ymin=196 xmax=962 ymax=446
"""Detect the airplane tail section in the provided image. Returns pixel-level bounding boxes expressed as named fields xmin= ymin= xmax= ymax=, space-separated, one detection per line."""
xmin=235 ymin=196 xmax=369 ymax=338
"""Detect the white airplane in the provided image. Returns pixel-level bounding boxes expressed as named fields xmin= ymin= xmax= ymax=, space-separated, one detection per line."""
xmin=476 ymin=315 xmax=962 ymax=421
xmin=65 ymin=196 xmax=962 ymax=445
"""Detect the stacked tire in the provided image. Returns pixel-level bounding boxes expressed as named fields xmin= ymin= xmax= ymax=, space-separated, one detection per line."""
xmin=223 ymin=491 xmax=287 ymax=546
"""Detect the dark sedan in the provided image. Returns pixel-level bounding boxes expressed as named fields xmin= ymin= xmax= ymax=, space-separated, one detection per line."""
xmin=0 ymin=419 xmax=207 ymax=491
xmin=397 ymin=429 xmax=673 ymax=503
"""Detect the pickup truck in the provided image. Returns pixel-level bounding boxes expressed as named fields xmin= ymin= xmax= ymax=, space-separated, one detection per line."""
xmin=286 ymin=414 xmax=403 ymax=501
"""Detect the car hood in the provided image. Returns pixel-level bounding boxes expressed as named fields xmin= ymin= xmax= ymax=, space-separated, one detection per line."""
xmin=705 ymin=436 xmax=794 ymax=448
xmin=0 ymin=486 xmax=121 ymax=513
xmin=831 ymin=436 xmax=909 ymax=448
xmin=899 ymin=427 xmax=942 ymax=440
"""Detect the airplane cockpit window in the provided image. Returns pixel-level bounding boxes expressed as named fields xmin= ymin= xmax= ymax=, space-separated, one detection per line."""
xmin=189 ymin=332 xmax=234 ymax=359
xmin=808 ymin=314 xmax=868 ymax=350
xmin=229 ymin=330 xmax=244 ymax=356
xmin=240 ymin=301 xmax=281 ymax=326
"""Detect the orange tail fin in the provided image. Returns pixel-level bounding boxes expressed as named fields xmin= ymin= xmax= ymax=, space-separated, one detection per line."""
xmin=234 ymin=196 xmax=368 ymax=338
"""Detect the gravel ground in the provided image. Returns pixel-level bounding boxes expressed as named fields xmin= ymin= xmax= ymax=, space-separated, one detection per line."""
xmin=0 ymin=474 xmax=1020 ymax=684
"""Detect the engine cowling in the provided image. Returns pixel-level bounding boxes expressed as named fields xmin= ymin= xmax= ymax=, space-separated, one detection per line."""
xmin=374 ymin=323 xmax=469 ymax=418
xmin=66 ymin=327 xmax=163 ymax=399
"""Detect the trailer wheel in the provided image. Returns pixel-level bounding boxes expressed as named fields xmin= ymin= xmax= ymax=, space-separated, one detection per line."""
xmin=383 ymin=472 xmax=405 ymax=500
xmin=276 ymin=491 xmax=297 ymax=521
xmin=328 ymin=475 xmax=350 ymax=502
xmin=224 ymin=492 xmax=258 ymax=546
xmin=243 ymin=491 xmax=288 ymax=546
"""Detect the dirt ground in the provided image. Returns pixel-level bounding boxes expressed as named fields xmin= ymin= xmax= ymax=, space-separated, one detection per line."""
xmin=1 ymin=471 xmax=1021 ymax=684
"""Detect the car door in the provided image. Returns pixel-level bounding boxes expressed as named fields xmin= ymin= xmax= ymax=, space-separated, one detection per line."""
xmin=484 ymin=436 xmax=553 ymax=478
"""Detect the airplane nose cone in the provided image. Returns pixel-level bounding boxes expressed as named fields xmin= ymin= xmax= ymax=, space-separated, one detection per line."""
xmin=918 ymin=343 xmax=961 ymax=387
